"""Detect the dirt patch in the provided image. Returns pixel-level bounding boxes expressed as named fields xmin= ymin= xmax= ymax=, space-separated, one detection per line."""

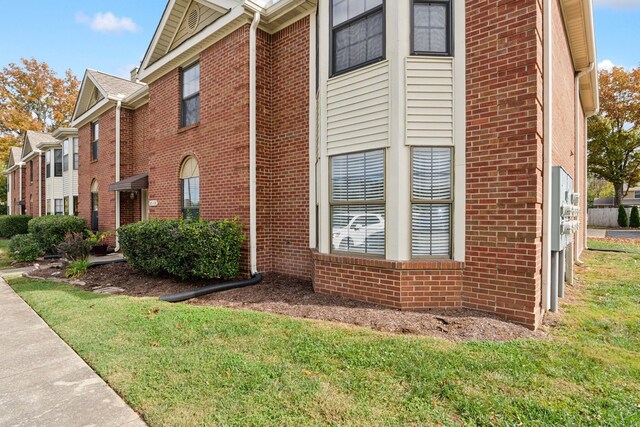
xmin=29 ymin=262 xmax=545 ymax=342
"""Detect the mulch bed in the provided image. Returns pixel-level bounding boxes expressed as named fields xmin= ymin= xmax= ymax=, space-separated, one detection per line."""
xmin=29 ymin=262 xmax=545 ymax=342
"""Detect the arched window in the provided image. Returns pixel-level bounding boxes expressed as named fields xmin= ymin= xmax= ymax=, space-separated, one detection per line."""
xmin=91 ymin=180 xmax=99 ymax=231
xmin=180 ymin=157 xmax=200 ymax=220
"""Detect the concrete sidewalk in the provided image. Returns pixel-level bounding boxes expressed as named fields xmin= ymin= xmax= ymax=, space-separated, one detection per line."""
xmin=0 ymin=279 xmax=145 ymax=427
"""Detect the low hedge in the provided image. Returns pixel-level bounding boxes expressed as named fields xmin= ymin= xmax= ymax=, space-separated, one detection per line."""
xmin=9 ymin=234 xmax=42 ymax=262
xmin=0 ymin=215 xmax=32 ymax=238
xmin=28 ymin=215 xmax=89 ymax=255
xmin=118 ymin=218 xmax=245 ymax=280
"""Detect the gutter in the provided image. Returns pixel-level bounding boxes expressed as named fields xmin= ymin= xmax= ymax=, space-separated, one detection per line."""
xmin=542 ymin=0 xmax=553 ymax=312
xmin=114 ymin=99 xmax=123 ymax=251
xmin=575 ymin=62 xmax=594 ymax=260
xmin=249 ymin=11 xmax=260 ymax=275
xmin=36 ymin=150 xmax=43 ymax=216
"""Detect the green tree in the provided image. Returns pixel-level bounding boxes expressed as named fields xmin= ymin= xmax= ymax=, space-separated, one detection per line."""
xmin=618 ymin=205 xmax=629 ymax=228
xmin=588 ymin=66 xmax=640 ymax=206
xmin=587 ymin=174 xmax=615 ymax=205
xmin=630 ymin=206 xmax=640 ymax=228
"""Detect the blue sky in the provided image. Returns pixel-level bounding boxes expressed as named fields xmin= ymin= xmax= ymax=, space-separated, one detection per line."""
xmin=0 ymin=1 xmax=638 ymax=80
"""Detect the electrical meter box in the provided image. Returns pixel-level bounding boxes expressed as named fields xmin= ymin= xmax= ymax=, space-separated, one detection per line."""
xmin=551 ymin=166 xmax=579 ymax=251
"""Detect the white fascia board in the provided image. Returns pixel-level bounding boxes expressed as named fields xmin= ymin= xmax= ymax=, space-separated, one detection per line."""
xmin=138 ymin=6 xmax=246 ymax=83
xmin=140 ymin=0 xmax=177 ymax=72
xmin=71 ymin=98 xmax=113 ymax=129
xmin=123 ymin=85 xmax=150 ymax=108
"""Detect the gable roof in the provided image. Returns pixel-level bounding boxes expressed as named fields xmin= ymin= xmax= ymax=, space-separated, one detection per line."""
xmin=7 ymin=147 xmax=22 ymax=169
xmin=141 ymin=0 xmax=237 ymax=69
xmin=72 ymin=69 xmax=147 ymax=127
xmin=22 ymin=131 xmax=56 ymax=160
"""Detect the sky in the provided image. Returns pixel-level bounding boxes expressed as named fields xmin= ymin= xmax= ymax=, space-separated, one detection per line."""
xmin=0 ymin=0 xmax=638 ymax=80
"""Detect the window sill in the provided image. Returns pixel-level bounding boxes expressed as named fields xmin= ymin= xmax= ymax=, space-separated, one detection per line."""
xmin=178 ymin=122 xmax=200 ymax=134
xmin=90 ymin=159 xmax=99 ymax=164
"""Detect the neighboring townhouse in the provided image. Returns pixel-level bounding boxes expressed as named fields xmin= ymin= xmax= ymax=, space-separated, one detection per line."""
xmin=4 ymin=147 xmax=24 ymax=215
xmin=69 ymin=0 xmax=597 ymax=329
xmin=594 ymin=186 xmax=640 ymax=207
xmin=16 ymin=131 xmax=49 ymax=217
xmin=45 ymin=128 xmax=80 ymax=215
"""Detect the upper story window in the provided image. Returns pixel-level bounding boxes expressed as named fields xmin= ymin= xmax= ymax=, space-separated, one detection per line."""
xmin=331 ymin=0 xmax=385 ymax=76
xmin=330 ymin=150 xmax=385 ymax=256
xmin=73 ymin=137 xmax=79 ymax=170
xmin=54 ymin=149 xmax=62 ymax=177
xmin=63 ymin=140 xmax=69 ymax=172
xmin=29 ymin=160 xmax=33 ymax=182
xmin=412 ymin=0 xmax=452 ymax=56
xmin=91 ymin=121 xmax=99 ymax=161
xmin=45 ymin=151 xmax=51 ymax=178
xmin=181 ymin=62 xmax=200 ymax=127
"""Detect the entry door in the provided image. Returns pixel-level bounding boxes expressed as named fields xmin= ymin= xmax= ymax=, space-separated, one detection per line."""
xmin=91 ymin=192 xmax=99 ymax=231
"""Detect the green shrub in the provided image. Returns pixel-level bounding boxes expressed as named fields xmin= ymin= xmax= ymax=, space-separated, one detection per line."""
xmin=618 ymin=205 xmax=629 ymax=228
xmin=630 ymin=206 xmax=640 ymax=228
xmin=66 ymin=258 xmax=90 ymax=279
xmin=118 ymin=218 xmax=245 ymax=280
xmin=0 ymin=215 xmax=32 ymax=238
xmin=28 ymin=216 xmax=88 ymax=255
xmin=9 ymin=234 xmax=42 ymax=262
xmin=56 ymin=232 xmax=92 ymax=261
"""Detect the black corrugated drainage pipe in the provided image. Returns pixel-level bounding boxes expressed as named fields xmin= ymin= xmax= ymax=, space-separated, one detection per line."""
xmin=159 ymin=273 xmax=263 ymax=303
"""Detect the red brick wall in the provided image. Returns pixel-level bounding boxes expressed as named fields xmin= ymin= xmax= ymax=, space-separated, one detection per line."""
xmin=552 ymin=0 xmax=576 ymax=177
xmin=78 ymin=108 xmax=117 ymax=240
xmin=464 ymin=0 xmax=544 ymax=327
xmin=313 ymin=252 xmax=463 ymax=309
xmin=21 ymin=157 xmax=45 ymax=217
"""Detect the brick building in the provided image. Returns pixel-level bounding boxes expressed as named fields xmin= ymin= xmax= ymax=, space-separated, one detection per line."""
xmin=69 ymin=0 xmax=598 ymax=329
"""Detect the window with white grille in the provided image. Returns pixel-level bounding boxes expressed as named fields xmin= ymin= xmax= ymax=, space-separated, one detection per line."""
xmin=411 ymin=147 xmax=452 ymax=258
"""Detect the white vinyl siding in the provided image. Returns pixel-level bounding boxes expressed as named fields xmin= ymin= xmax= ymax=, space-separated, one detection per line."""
xmin=406 ymin=57 xmax=454 ymax=145
xmin=327 ymin=60 xmax=389 ymax=155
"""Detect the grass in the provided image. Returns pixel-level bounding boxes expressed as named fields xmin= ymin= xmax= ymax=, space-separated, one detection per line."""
xmin=8 ymin=247 xmax=640 ymax=426
xmin=0 ymin=238 xmax=13 ymax=269
xmin=588 ymin=238 xmax=640 ymax=253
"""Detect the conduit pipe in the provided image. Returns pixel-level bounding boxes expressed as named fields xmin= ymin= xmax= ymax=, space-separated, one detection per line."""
xmin=159 ymin=11 xmax=263 ymax=304
xmin=37 ymin=150 xmax=43 ymax=216
xmin=18 ymin=163 xmax=24 ymax=214
xmin=542 ymin=0 xmax=553 ymax=311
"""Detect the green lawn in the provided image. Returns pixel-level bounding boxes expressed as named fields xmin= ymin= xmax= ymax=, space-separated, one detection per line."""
xmin=0 ymin=238 xmax=12 ymax=269
xmin=8 ymin=246 xmax=640 ymax=427
xmin=588 ymin=238 xmax=640 ymax=253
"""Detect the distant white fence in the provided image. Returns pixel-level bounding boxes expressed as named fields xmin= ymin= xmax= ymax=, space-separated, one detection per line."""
xmin=588 ymin=207 xmax=633 ymax=228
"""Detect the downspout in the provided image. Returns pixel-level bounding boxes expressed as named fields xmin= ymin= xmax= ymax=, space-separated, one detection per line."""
xmin=18 ymin=163 xmax=23 ymax=214
xmin=37 ymin=151 xmax=43 ymax=216
xmin=574 ymin=62 xmax=594 ymax=264
xmin=115 ymin=99 xmax=122 ymax=251
xmin=249 ymin=12 xmax=260 ymax=276
xmin=542 ymin=0 xmax=553 ymax=312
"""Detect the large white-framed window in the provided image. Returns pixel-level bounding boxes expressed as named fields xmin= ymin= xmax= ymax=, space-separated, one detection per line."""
xmin=73 ymin=137 xmax=79 ymax=170
xmin=54 ymin=149 xmax=62 ymax=177
xmin=180 ymin=157 xmax=200 ymax=220
xmin=54 ymin=199 xmax=64 ymax=215
xmin=331 ymin=0 xmax=385 ymax=76
xmin=330 ymin=149 xmax=385 ymax=256
xmin=181 ymin=62 xmax=200 ymax=127
xmin=91 ymin=121 xmax=99 ymax=161
xmin=45 ymin=151 xmax=51 ymax=178
xmin=411 ymin=0 xmax=452 ymax=56
xmin=411 ymin=147 xmax=453 ymax=258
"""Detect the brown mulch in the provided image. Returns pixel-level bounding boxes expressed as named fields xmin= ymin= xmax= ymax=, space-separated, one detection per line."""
xmin=29 ymin=262 xmax=546 ymax=342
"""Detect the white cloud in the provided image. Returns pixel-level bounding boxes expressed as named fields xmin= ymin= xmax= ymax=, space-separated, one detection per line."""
xmin=598 ymin=59 xmax=616 ymax=71
xmin=594 ymin=0 xmax=640 ymax=9
xmin=75 ymin=12 xmax=140 ymax=34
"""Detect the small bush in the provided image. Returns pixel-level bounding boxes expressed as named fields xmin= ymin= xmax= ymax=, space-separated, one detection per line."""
xmin=618 ymin=205 xmax=629 ymax=228
xmin=0 ymin=215 xmax=32 ymax=238
xmin=66 ymin=258 xmax=90 ymax=279
xmin=9 ymin=234 xmax=42 ymax=262
xmin=28 ymin=216 xmax=88 ymax=255
xmin=630 ymin=206 xmax=640 ymax=228
xmin=118 ymin=218 xmax=245 ymax=280
xmin=56 ymin=232 xmax=92 ymax=261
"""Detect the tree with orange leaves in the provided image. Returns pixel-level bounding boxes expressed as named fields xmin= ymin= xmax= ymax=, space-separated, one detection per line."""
xmin=0 ymin=57 xmax=79 ymax=166
xmin=588 ymin=66 xmax=640 ymax=207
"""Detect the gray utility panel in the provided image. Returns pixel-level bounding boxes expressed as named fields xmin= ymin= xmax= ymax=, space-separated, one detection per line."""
xmin=551 ymin=166 xmax=579 ymax=252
